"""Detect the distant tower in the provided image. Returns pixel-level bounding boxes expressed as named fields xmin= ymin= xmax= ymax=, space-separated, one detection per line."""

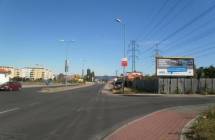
xmin=115 ymin=70 xmax=118 ymax=77
xmin=155 ymin=43 xmax=160 ymax=57
xmin=128 ymin=40 xmax=139 ymax=72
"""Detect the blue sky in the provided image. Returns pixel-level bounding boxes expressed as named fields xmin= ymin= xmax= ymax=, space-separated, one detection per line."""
xmin=0 ymin=0 xmax=215 ymax=76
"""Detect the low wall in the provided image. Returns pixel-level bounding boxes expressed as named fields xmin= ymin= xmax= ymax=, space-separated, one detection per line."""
xmin=159 ymin=78 xmax=215 ymax=94
xmin=130 ymin=79 xmax=158 ymax=93
xmin=130 ymin=78 xmax=215 ymax=94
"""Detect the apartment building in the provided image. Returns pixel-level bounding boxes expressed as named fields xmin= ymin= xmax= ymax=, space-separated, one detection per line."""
xmin=20 ymin=67 xmax=32 ymax=79
xmin=28 ymin=67 xmax=54 ymax=80
xmin=43 ymin=69 xmax=55 ymax=80
xmin=0 ymin=66 xmax=20 ymax=78
xmin=0 ymin=66 xmax=54 ymax=80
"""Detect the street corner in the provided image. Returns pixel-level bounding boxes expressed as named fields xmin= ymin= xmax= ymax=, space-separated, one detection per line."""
xmin=104 ymin=106 xmax=204 ymax=140
xmin=101 ymin=82 xmax=117 ymax=96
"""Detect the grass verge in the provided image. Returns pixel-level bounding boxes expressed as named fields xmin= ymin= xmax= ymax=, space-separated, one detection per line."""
xmin=40 ymin=83 xmax=84 ymax=93
xmin=185 ymin=107 xmax=215 ymax=140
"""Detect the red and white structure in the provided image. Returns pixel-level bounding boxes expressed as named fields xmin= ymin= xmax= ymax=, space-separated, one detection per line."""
xmin=0 ymin=68 xmax=10 ymax=85
xmin=121 ymin=58 xmax=128 ymax=67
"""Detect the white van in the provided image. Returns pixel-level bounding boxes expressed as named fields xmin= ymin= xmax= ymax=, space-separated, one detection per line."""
xmin=0 ymin=73 xmax=10 ymax=85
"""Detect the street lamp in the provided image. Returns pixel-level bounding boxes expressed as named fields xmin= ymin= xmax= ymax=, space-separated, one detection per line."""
xmin=115 ymin=18 xmax=126 ymax=57
xmin=59 ymin=39 xmax=75 ymax=86
xmin=115 ymin=18 xmax=126 ymax=94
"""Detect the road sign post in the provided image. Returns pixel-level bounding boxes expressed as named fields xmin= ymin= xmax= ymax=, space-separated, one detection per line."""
xmin=121 ymin=58 xmax=128 ymax=94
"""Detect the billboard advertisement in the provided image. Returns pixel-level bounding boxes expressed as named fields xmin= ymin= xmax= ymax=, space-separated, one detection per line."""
xmin=156 ymin=57 xmax=194 ymax=77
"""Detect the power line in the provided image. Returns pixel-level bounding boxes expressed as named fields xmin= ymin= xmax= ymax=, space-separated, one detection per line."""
xmin=152 ymin=0 xmax=195 ymax=39
xmin=162 ymin=17 xmax=215 ymax=53
xmin=141 ymin=2 xmax=215 ymax=59
xmin=155 ymin=43 xmax=160 ymax=57
xmin=138 ymin=2 xmax=215 ymax=71
xmin=142 ymin=0 xmax=182 ymax=41
xmin=167 ymin=41 xmax=215 ymax=56
xmin=156 ymin=3 xmax=215 ymax=46
xmin=136 ymin=0 xmax=171 ymax=41
xmin=186 ymin=46 xmax=215 ymax=56
xmin=136 ymin=0 xmax=181 ymax=61
xmin=195 ymin=49 xmax=215 ymax=59
xmin=163 ymin=26 xmax=215 ymax=56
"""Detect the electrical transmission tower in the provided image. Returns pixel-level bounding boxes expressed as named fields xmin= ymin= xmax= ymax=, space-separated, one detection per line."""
xmin=128 ymin=40 xmax=139 ymax=72
xmin=155 ymin=43 xmax=160 ymax=57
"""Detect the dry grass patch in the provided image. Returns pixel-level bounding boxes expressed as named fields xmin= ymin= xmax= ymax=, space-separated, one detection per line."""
xmin=186 ymin=107 xmax=215 ymax=140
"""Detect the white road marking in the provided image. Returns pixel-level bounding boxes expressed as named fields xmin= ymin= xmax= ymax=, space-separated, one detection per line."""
xmin=0 ymin=107 xmax=20 ymax=114
xmin=29 ymin=102 xmax=40 ymax=106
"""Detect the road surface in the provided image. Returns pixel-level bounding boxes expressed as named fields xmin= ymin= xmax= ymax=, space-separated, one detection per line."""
xmin=0 ymin=84 xmax=215 ymax=140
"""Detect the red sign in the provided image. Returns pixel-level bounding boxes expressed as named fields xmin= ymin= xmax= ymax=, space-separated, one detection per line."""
xmin=121 ymin=58 xmax=128 ymax=67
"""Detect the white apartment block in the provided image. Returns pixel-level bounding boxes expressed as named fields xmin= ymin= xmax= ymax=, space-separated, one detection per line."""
xmin=20 ymin=67 xmax=32 ymax=79
xmin=0 ymin=66 xmax=55 ymax=80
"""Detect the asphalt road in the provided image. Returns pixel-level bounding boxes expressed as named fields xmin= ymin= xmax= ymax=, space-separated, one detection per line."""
xmin=0 ymin=84 xmax=215 ymax=140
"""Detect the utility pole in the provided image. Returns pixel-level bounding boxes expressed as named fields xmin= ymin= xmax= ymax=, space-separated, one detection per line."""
xmin=59 ymin=40 xmax=75 ymax=86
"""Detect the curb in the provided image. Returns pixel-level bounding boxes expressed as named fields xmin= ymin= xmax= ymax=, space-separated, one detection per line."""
xmin=122 ymin=93 xmax=215 ymax=97
xmin=101 ymin=83 xmax=118 ymax=96
xmin=22 ymin=84 xmax=78 ymax=88
xmin=103 ymin=105 xmax=194 ymax=140
xmin=180 ymin=115 xmax=199 ymax=140
xmin=104 ymin=104 xmax=214 ymax=140
xmin=39 ymin=83 xmax=95 ymax=93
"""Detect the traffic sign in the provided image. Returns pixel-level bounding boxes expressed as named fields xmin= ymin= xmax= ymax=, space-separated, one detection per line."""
xmin=121 ymin=58 xmax=128 ymax=67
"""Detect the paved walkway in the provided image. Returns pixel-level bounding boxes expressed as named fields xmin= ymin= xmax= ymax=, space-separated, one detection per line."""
xmin=106 ymin=107 xmax=200 ymax=140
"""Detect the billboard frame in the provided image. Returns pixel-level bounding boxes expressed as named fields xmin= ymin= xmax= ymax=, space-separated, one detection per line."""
xmin=155 ymin=56 xmax=195 ymax=77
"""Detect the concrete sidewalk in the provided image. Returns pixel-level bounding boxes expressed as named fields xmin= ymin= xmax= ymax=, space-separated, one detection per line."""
xmin=101 ymin=82 xmax=117 ymax=96
xmin=105 ymin=104 xmax=214 ymax=140
xmin=123 ymin=93 xmax=215 ymax=97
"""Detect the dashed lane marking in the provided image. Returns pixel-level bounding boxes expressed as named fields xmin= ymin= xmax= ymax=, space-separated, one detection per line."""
xmin=0 ymin=107 xmax=20 ymax=115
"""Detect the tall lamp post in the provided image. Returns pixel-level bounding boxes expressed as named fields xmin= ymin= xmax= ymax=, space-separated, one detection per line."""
xmin=115 ymin=18 xmax=126 ymax=94
xmin=59 ymin=39 xmax=75 ymax=86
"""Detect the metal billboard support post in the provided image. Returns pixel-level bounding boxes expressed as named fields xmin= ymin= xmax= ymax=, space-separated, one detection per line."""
xmin=123 ymin=66 xmax=125 ymax=94
xmin=121 ymin=58 xmax=128 ymax=94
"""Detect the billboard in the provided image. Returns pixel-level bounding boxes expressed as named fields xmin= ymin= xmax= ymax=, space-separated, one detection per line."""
xmin=156 ymin=57 xmax=194 ymax=77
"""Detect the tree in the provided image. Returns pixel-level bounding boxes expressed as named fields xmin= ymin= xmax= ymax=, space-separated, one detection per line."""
xmin=85 ymin=69 xmax=95 ymax=82
xmin=196 ymin=67 xmax=204 ymax=79
xmin=204 ymin=65 xmax=215 ymax=78
xmin=56 ymin=73 xmax=65 ymax=82
xmin=196 ymin=65 xmax=215 ymax=78
xmin=91 ymin=71 xmax=95 ymax=82
xmin=86 ymin=69 xmax=91 ymax=81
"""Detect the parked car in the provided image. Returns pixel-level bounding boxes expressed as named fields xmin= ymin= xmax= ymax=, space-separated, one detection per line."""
xmin=113 ymin=81 xmax=123 ymax=89
xmin=0 ymin=82 xmax=22 ymax=91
